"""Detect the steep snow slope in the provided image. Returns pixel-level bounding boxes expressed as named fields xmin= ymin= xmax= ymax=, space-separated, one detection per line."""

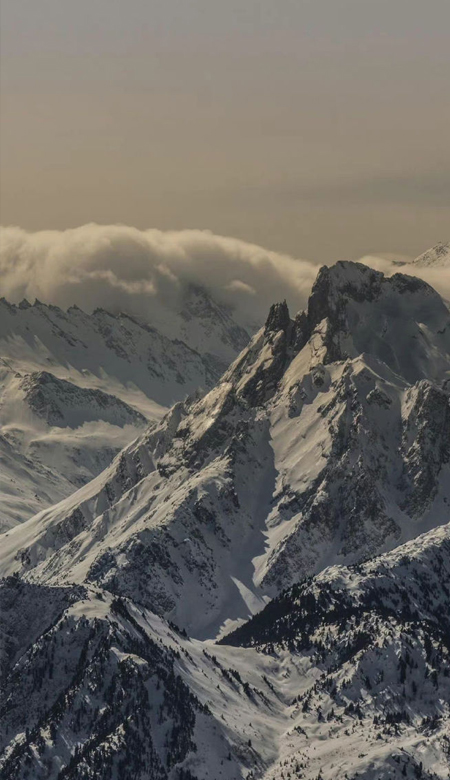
xmin=1 ymin=262 xmax=449 ymax=639
xmin=0 ymin=360 xmax=150 ymax=532
xmin=0 ymin=579 xmax=286 ymax=780
xmin=0 ymin=414 xmax=140 ymax=533
xmin=413 ymin=241 xmax=450 ymax=268
xmin=143 ymin=282 xmax=253 ymax=368
xmin=0 ymin=296 xmax=249 ymax=530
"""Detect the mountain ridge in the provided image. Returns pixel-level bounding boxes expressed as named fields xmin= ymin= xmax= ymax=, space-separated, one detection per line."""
xmin=2 ymin=258 xmax=450 ymax=778
xmin=413 ymin=241 xmax=450 ymax=268
xmin=0 ymin=288 xmax=251 ymax=531
xmin=2 ymin=261 xmax=449 ymax=638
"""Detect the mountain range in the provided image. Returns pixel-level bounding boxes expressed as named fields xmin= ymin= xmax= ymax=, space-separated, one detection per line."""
xmin=0 ymin=288 xmax=251 ymax=531
xmin=1 ymin=248 xmax=450 ymax=779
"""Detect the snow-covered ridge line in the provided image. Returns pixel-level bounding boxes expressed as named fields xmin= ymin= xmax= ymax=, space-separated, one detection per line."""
xmin=0 ymin=286 xmax=251 ymax=530
xmin=413 ymin=241 xmax=450 ymax=268
xmin=20 ymin=371 xmax=149 ymax=429
xmin=1 ymin=261 xmax=450 ymax=640
xmin=216 ymin=515 xmax=450 ymax=778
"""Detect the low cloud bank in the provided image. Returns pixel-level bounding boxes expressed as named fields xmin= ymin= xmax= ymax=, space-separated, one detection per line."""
xmin=0 ymin=224 xmax=448 ymax=329
xmin=0 ymin=224 xmax=317 ymax=328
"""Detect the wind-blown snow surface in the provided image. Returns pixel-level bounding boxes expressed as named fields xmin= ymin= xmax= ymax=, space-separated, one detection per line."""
xmin=1 ymin=261 xmax=450 ymax=778
xmin=0 ymin=293 xmax=250 ymax=530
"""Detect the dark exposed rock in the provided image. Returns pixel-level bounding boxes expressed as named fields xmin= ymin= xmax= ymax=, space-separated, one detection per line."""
xmin=400 ymin=381 xmax=450 ymax=515
xmin=264 ymin=300 xmax=291 ymax=335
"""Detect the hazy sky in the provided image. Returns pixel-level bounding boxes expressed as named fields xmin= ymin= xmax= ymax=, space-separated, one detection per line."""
xmin=1 ymin=0 xmax=449 ymax=262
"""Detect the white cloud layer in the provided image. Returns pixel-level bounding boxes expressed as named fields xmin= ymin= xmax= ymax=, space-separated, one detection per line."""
xmin=0 ymin=224 xmax=448 ymax=330
xmin=0 ymin=224 xmax=318 ymax=327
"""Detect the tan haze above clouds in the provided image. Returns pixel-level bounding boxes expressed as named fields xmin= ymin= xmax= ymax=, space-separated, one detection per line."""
xmin=1 ymin=1 xmax=449 ymax=262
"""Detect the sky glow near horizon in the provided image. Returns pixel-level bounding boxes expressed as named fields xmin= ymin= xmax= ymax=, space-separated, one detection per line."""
xmin=1 ymin=0 xmax=449 ymax=262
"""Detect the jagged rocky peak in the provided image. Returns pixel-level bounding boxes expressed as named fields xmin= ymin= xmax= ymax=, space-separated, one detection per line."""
xmin=307 ymin=259 xmax=435 ymax=326
xmin=307 ymin=261 xmax=383 ymax=323
xmin=303 ymin=260 xmax=450 ymax=382
xmin=264 ymin=299 xmax=291 ymax=334
xmin=221 ymin=300 xmax=297 ymax=406
xmin=4 ymin=266 xmax=450 ymax=778
xmin=229 ymin=259 xmax=450 ymax=406
xmin=222 ymin=259 xmax=450 ymax=408
xmin=2 ymin=260 xmax=450 ymax=647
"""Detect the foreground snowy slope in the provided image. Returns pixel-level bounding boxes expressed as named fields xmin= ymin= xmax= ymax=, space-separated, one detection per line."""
xmin=0 ymin=295 xmax=250 ymax=530
xmin=2 ymin=519 xmax=450 ymax=779
xmin=221 ymin=520 xmax=450 ymax=779
xmin=1 ymin=261 xmax=449 ymax=639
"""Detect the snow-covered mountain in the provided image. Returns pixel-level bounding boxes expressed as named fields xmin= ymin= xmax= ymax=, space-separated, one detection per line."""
xmin=143 ymin=282 xmax=254 ymax=368
xmin=2 ymin=261 xmax=449 ymax=636
xmin=220 ymin=520 xmax=450 ymax=779
xmin=412 ymin=241 xmax=450 ymax=268
xmin=0 ymin=295 xmax=238 ymax=410
xmin=2 ymin=260 xmax=450 ymax=779
xmin=2 ymin=517 xmax=450 ymax=778
xmin=0 ymin=295 xmax=250 ymax=530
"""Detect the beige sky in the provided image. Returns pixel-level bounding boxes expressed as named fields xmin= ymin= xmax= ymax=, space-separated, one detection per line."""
xmin=1 ymin=0 xmax=449 ymax=263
